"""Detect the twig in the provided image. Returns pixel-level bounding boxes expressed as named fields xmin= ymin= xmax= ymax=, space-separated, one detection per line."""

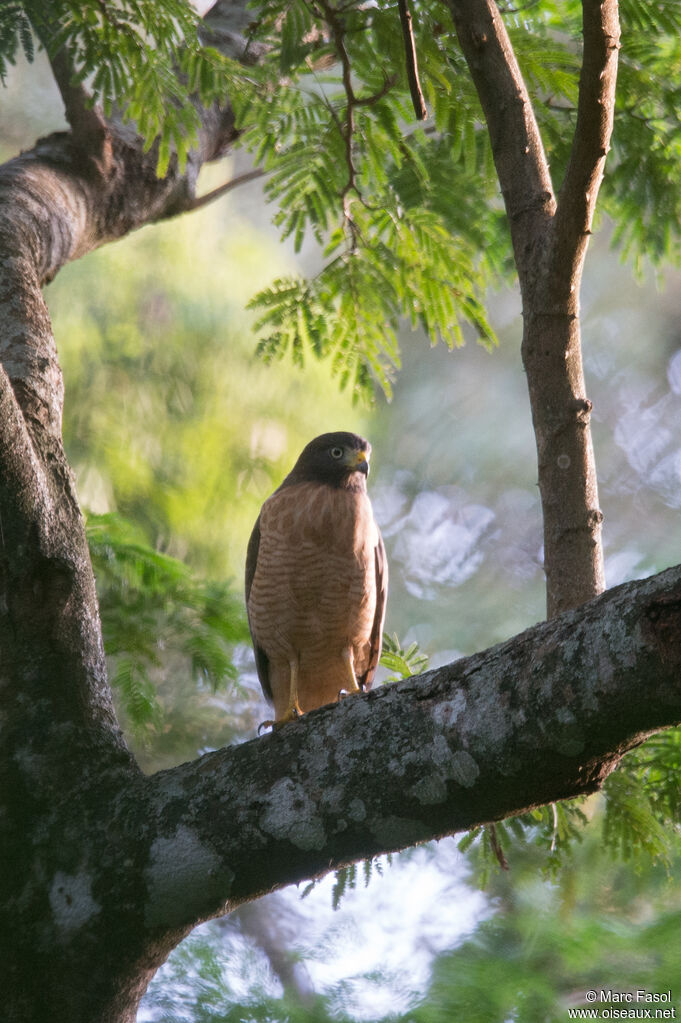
xmin=181 ymin=168 xmax=267 ymax=212
xmin=487 ymin=823 xmax=510 ymax=871
xmin=550 ymin=801 xmax=559 ymax=853
xmin=352 ymin=72 xmax=398 ymax=108
xmin=311 ymin=0 xmax=400 ymax=249
xmin=398 ymin=0 xmax=427 ymax=120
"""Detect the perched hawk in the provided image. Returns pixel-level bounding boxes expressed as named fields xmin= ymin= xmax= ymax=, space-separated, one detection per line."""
xmin=246 ymin=431 xmax=388 ymax=726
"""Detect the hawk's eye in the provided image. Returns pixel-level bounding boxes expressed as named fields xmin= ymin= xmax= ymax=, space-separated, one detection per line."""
xmin=330 ymin=446 xmax=344 ymax=459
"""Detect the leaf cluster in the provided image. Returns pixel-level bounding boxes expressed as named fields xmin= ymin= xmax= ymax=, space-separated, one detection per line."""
xmin=380 ymin=631 xmax=429 ymax=681
xmin=231 ymin=0 xmax=509 ymax=399
xmin=2 ymin=0 xmax=234 ymax=173
xmin=228 ymin=0 xmax=588 ymax=399
xmin=602 ymin=0 xmax=681 ymax=270
xmin=602 ymin=728 xmax=681 ymax=867
xmin=456 ymin=724 xmax=681 ymax=888
xmin=458 ymin=799 xmax=588 ymax=887
xmin=87 ymin=512 xmax=250 ymax=737
xmin=6 ymin=1 xmax=681 ymax=397
xmin=0 ymin=1 xmax=33 ymax=82
xmin=300 ymin=854 xmax=393 ymax=910
xmin=241 ymin=0 xmax=681 ymax=395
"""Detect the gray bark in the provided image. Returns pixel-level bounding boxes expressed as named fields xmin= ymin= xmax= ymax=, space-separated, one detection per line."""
xmin=3 ymin=554 xmax=681 ymax=1022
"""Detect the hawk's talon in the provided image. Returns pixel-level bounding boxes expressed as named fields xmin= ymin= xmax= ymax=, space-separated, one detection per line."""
xmin=337 ymin=687 xmax=360 ymax=701
xmin=258 ymin=703 xmax=302 ymax=734
xmin=283 ymin=704 xmax=303 ymax=723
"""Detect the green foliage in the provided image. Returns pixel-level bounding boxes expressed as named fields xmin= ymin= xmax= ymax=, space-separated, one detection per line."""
xmin=228 ymin=0 xmax=507 ymax=399
xmin=7 ymin=0 xmax=681 ymax=391
xmin=329 ymin=856 xmax=392 ymax=911
xmin=251 ymin=202 xmax=495 ymax=401
xmin=456 ymin=728 xmax=681 ymax=891
xmin=459 ymin=800 xmax=588 ymax=887
xmin=603 ymin=2 xmax=681 ymax=270
xmin=0 ymin=1 xmax=33 ymax=83
xmin=87 ymin=512 xmax=250 ymax=739
xmin=403 ymin=825 xmax=681 ymax=1023
xmin=4 ymin=0 xmax=233 ymax=173
xmin=237 ymin=0 xmax=681 ymax=393
xmin=601 ymin=728 xmax=681 ymax=867
xmin=380 ymin=631 xmax=429 ymax=681
xmin=602 ymin=770 xmax=672 ymax=866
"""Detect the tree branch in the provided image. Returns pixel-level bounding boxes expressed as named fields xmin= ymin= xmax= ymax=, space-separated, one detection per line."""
xmin=552 ymin=0 xmax=620 ymax=286
xmin=142 ymin=564 xmax=681 ymax=930
xmin=448 ymin=0 xmax=610 ymax=617
xmin=0 ymin=361 xmax=127 ymax=764
xmin=47 ymin=48 xmax=114 ymax=175
xmin=447 ymin=0 xmax=556 ymax=281
xmin=398 ymin=0 xmax=428 ymax=120
xmin=181 ymin=167 xmax=267 ymax=212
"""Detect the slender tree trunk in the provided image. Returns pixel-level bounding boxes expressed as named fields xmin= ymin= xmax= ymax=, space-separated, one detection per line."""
xmin=521 ymin=306 xmax=604 ymax=615
xmin=449 ymin=0 xmax=619 ymax=616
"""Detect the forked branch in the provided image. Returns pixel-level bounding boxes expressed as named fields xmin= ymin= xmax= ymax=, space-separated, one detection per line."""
xmin=447 ymin=0 xmax=556 ymax=277
xmin=552 ymin=0 xmax=621 ymax=281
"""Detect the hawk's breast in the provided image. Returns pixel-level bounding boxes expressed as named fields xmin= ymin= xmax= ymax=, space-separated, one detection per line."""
xmin=247 ymin=481 xmax=378 ymax=668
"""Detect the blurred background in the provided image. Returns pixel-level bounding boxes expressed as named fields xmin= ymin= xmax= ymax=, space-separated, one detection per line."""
xmin=3 ymin=45 xmax=681 ymax=1023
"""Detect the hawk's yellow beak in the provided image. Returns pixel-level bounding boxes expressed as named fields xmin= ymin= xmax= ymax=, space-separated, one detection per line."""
xmin=351 ymin=449 xmax=370 ymax=475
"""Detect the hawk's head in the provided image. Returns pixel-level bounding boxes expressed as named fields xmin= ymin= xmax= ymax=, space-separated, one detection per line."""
xmin=284 ymin=432 xmax=371 ymax=489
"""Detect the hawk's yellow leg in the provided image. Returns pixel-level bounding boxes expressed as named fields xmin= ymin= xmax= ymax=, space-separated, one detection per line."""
xmin=280 ymin=659 xmax=304 ymax=722
xmin=338 ymin=647 xmax=361 ymax=700
xmin=258 ymin=659 xmax=304 ymax=732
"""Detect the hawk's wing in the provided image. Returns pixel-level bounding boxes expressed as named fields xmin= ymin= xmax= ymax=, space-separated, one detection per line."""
xmin=358 ymin=529 xmax=388 ymax=692
xmin=245 ymin=514 xmax=272 ymax=702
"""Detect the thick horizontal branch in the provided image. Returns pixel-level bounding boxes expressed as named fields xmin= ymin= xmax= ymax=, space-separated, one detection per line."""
xmin=142 ymin=563 xmax=681 ymax=933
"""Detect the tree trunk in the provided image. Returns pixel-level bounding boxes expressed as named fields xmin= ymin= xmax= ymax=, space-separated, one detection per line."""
xmin=521 ymin=311 xmax=604 ymax=615
xmin=449 ymin=0 xmax=619 ymax=616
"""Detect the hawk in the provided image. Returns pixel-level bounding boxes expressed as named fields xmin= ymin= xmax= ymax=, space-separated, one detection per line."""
xmin=246 ymin=431 xmax=388 ymax=726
